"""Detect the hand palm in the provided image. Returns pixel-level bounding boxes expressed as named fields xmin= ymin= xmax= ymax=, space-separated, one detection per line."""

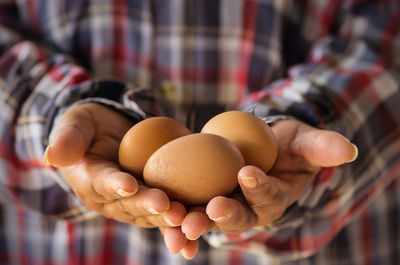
xmin=45 ymin=103 xmax=186 ymax=227
xmin=171 ymin=119 xmax=357 ymax=259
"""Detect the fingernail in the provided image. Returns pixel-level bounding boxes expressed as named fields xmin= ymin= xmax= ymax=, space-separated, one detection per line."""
xmin=240 ymin=176 xmax=258 ymax=189
xmin=185 ymin=233 xmax=200 ymax=241
xmin=43 ymin=145 xmax=52 ymax=166
xmin=148 ymin=207 xmax=161 ymax=215
xmin=209 ymin=215 xmax=227 ymax=223
xmin=347 ymin=144 xmax=358 ymax=163
xmin=182 ymin=227 xmax=200 ymax=240
xmin=163 ymin=216 xmax=177 ymax=226
xmin=183 ymin=227 xmax=207 ymax=241
xmin=116 ymin=188 xmax=135 ymax=197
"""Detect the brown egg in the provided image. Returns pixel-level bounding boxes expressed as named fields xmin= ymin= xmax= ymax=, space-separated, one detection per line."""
xmin=201 ymin=111 xmax=278 ymax=172
xmin=118 ymin=117 xmax=191 ymax=177
xmin=143 ymin=133 xmax=245 ymax=205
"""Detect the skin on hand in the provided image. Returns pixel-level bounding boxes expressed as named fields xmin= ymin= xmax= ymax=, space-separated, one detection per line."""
xmin=43 ymin=106 xmax=358 ymax=260
xmin=163 ymin=119 xmax=358 ymax=258
xmin=43 ymin=103 xmax=186 ymax=228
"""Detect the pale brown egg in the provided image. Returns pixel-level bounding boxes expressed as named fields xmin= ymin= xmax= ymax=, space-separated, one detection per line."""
xmin=118 ymin=117 xmax=191 ymax=177
xmin=143 ymin=133 xmax=245 ymax=205
xmin=201 ymin=111 xmax=278 ymax=172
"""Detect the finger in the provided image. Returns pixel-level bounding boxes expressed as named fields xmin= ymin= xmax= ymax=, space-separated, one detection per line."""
xmin=181 ymin=210 xmax=213 ymax=240
xmin=180 ymin=240 xmax=199 ymax=260
xmin=44 ymin=105 xmax=95 ymax=167
xmin=94 ymin=168 xmax=139 ymax=200
xmin=292 ymin=124 xmax=358 ymax=168
xmin=163 ymin=201 xmax=187 ymax=226
xmin=133 ymin=218 xmax=158 ymax=228
xmin=238 ymin=166 xmax=290 ymax=224
xmin=101 ymin=200 xmax=136 ymax=223
xmin=61 ymin=160 xmax=139 ymax=203
xmin=103 ymin=187 xmax=171 ymax=225
xmin=130 ymin=201 xmax=186 ymax=229
xmin=206 ymin=196 xmax=257 ymax=234
xmin=162 ymin=227 xmax=188 ymax=254
xmin=95 ymin=169 xmax=139 ymax=199
xmin=118 ymin=186 xmax=171 ymax=217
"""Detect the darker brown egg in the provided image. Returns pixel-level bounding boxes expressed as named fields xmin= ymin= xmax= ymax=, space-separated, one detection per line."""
xmin=143 ymin=133 xmax=245 ymax=205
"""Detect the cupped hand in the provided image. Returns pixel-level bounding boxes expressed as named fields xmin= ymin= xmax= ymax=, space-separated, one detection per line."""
xmin=163 ymin=119 xmax=358 ymax=259
xmin=43 ymin=103 xmax=186 ymax=227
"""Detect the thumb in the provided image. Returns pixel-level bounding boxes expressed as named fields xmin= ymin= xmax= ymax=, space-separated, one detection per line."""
xmin=293 ymin=126 xmax=358 ymax=168
xmin=43 ymin=105 xmax=95 ymax=167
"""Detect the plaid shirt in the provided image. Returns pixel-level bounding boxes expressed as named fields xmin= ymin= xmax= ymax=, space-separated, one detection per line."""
xmin=1 ymin=0 xmax=400 ymax=264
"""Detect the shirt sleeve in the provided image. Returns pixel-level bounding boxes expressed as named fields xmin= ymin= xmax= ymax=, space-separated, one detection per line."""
xmin=204 ymin=0 xmax=400 ymax=259
xmin=0 ymin=17 xmax=145 ymax=221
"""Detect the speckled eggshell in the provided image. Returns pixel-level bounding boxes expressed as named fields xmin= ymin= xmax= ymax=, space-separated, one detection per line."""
xmin=201 ymin=111 xmax=278 ymax=173
xmin=118 ymin=117 xmax=191 ymax=177
xmin=143 ymin=133 xmax=245 ymax=205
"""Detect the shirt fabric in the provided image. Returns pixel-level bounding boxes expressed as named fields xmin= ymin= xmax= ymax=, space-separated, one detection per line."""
xmin=0 ymin=0 xmax=400 ymax=264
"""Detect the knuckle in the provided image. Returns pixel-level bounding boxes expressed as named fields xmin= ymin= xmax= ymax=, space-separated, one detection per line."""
xmin=92 ymin=179 xmax=107 ymax=199
xmin=221 ymin=212 xmax=252 ymax=231
xmin=252 ymin=193 xmax=287 ymax=224
xmin=135 ymin=217 xmax=157 ymax=228
xmin=103 ymin=202 xmax=134 ymax=223
xmin=251 ymin=187 xmax=284 ymax=212
xmin=217 ymin=207 xmax=255 ymax=234
xmin=117 ymin=200 xmax=129 ymax=215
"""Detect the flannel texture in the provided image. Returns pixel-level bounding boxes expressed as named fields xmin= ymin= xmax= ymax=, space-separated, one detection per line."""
xmin=0 ymin=0 xmax=400 ymax=264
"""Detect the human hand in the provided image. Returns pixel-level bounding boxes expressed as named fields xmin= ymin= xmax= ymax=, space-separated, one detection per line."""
xmin=162 ymin=119 xmax=358 ymax=259
xmin=43 ymin=103 xmax=186 ymax=227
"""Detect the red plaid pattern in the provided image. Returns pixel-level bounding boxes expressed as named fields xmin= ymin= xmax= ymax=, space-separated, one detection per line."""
xmin=0 ymin=1 xmax=400 ymax=264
